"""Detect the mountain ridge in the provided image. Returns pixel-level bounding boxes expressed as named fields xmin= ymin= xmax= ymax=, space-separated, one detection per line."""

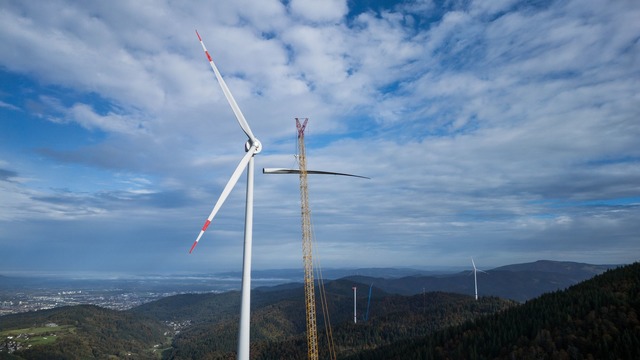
xmin=341 ymin=260 xmax=617 ymax=302
xmin=344 ymin=262 xmax=640 ymax=359
xmin=0 ymin=260 xmax=627 ymax=359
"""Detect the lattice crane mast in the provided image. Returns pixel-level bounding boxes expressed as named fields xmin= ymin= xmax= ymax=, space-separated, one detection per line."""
xmin=263 ymin=118 xmax=368 ymax=360
xmin=296 ymin=118 xmax=319 ymax=360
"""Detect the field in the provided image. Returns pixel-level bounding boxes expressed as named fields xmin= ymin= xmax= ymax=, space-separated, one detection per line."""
xmin=1 ymin=324 xmax=75 ymax=347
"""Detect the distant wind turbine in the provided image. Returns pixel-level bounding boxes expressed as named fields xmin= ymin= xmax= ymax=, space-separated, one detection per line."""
xmin=471 ymin=258 xmax=487 ymax=301
xmin=352 ymin=286 xmax=357 ymax=324
xmin=190 ymin=30 xmax=262 ymax=360
xmin=364 ymin=283 xmax=373 ymax=321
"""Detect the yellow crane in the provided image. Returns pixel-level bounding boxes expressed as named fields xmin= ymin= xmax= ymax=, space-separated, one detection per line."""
xmin=264 ymin=118 xmax=368 ymax=360
xmin=296 ymin=118 xmax=320 ymax=360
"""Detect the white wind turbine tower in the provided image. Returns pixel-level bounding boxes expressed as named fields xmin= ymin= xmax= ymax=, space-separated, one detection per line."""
xmin=189 ymin=30 xmax=262 ymax=360
xmin=352 ymin=286 xmax=357 ymax=324
xmin=471 ymin=258 xmax=487 ymax=301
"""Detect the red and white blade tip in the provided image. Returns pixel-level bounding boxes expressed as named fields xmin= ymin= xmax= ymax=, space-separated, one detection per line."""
xmin=189 ymin=220 xmax=212 ymax=254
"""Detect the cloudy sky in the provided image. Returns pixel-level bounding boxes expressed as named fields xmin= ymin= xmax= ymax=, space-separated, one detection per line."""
xmin=1 ymin=0 xmax=639 ymax=277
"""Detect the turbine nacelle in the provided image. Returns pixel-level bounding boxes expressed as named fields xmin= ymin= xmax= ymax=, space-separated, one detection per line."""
xmin=246 ymin=139 xmax=262 ymax=154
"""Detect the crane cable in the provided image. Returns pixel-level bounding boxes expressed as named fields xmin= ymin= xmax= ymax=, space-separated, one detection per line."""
xmin=310 ymin=219 xmax=337 ymax=360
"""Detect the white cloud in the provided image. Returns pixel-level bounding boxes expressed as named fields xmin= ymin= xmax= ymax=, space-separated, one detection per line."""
xmin=288 ymin=0 xmax=348 ymax=23
xmin=63 ymin=103 xmax=148 ymax=135
xmin=0 ymin=100 xmax=20 ymax=111
xmin=0 ymin=0 xmax=639 ymax=273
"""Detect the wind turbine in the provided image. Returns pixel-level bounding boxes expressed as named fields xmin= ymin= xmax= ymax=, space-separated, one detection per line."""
xmin=352 ymin=286 xmax=357 ymax=324
xmin=471 ymin=258 xmax=487 ymax=300
xmin=364 ymin=283 xmax=373 ymax=321
xmin=190 ymin=30 xmax=261 ymax=360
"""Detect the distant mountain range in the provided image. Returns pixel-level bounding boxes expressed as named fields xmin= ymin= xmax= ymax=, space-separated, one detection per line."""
xmin=220 ymin=266 xmax=456 ymax=280
xmin=1 ymin=260 xmax=634 ymax=359
xmin=250 ymin=260 xmax=617 ymax=302
xmin=0 ymin=260 xmax=618 ymax=301
xmin=343 ymin=260 xmax=617 ymax=302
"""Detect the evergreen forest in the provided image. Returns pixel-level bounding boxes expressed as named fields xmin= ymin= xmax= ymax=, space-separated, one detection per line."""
xmin=0 ymin=262 xmax=637 ymax=359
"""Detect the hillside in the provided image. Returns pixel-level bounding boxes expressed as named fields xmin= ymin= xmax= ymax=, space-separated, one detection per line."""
xmin=0 ymin=273 xmax=515 ymax=359
xmin=150 ymin=279 xmax=516 ymax=359
xmin=493 ymin=259 xmax=613 ymax=276
xmin=252 ymin=292 xmax=515 ymax=360
xmin=0 ymin=260 xmax=620 ymax=359
xmin=344 ymin=262 xmax=640 ymax=359
xmin=345 ymin=260 xmax=615 ymax=302
xmin=0 ymin=305 xmax=170 ymax=359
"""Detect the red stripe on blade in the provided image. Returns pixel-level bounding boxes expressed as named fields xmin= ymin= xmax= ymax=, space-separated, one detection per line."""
xmin=202 ymin=219 xmax=211 ymax=231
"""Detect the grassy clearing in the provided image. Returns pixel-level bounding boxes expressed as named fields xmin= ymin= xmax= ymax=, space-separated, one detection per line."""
xmin=1 ymin=324 xmax=75 ymax=347
xmin=146 ymin=336 xmax=174 ymax=359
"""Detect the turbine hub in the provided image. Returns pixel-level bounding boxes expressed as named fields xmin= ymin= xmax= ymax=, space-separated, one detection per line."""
xmin=246 ymin=139 xmax=262 ymax=154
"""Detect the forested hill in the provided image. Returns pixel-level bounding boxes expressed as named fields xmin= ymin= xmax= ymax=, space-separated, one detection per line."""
xmin=345 ymin=262 xmax=640 ymax=360
xmin=0 ymin=305 xmax=169 ymax=359
xmin=159 ymin=279 xmax=516 ymax=359
xmin=344 ymin=260 xmax=616 ymax=302
xmin=1 ymin=261 xmax=627 ymax=359
xmin=0 ymin=278 xmax=515 ymax=359
xmin=251 ymin=292 xmax=515 ymax=360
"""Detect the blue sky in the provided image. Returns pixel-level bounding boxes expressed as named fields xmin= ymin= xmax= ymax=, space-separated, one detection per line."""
xmin=1 ymin=0 xmax=639 ymax=276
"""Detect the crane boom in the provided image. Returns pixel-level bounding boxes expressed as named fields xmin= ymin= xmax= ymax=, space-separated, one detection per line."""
xmin=263 ymin=118 xmax=366 ymax=360
xmin=297 ymin=118 xmax=319 ymax=360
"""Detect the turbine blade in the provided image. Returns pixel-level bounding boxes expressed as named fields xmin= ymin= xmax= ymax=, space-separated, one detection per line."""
xmin=190 ymin=144 xmax=257 ymax=253
xmin=196 ymin=30 xmax=256 ymax=142
xmin=471 ymin=258 xmax=477 ymax=271
xmin=263 ymin=168 xmax=370 ymax=179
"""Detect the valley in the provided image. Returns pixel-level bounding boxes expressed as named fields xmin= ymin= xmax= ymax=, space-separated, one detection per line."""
xmin=1 ymin=260 xmax=634 ymax=359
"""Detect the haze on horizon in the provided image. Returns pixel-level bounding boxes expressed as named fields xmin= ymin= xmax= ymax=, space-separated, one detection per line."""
xmin=0 ymin=0 xmax=639 ymax=276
